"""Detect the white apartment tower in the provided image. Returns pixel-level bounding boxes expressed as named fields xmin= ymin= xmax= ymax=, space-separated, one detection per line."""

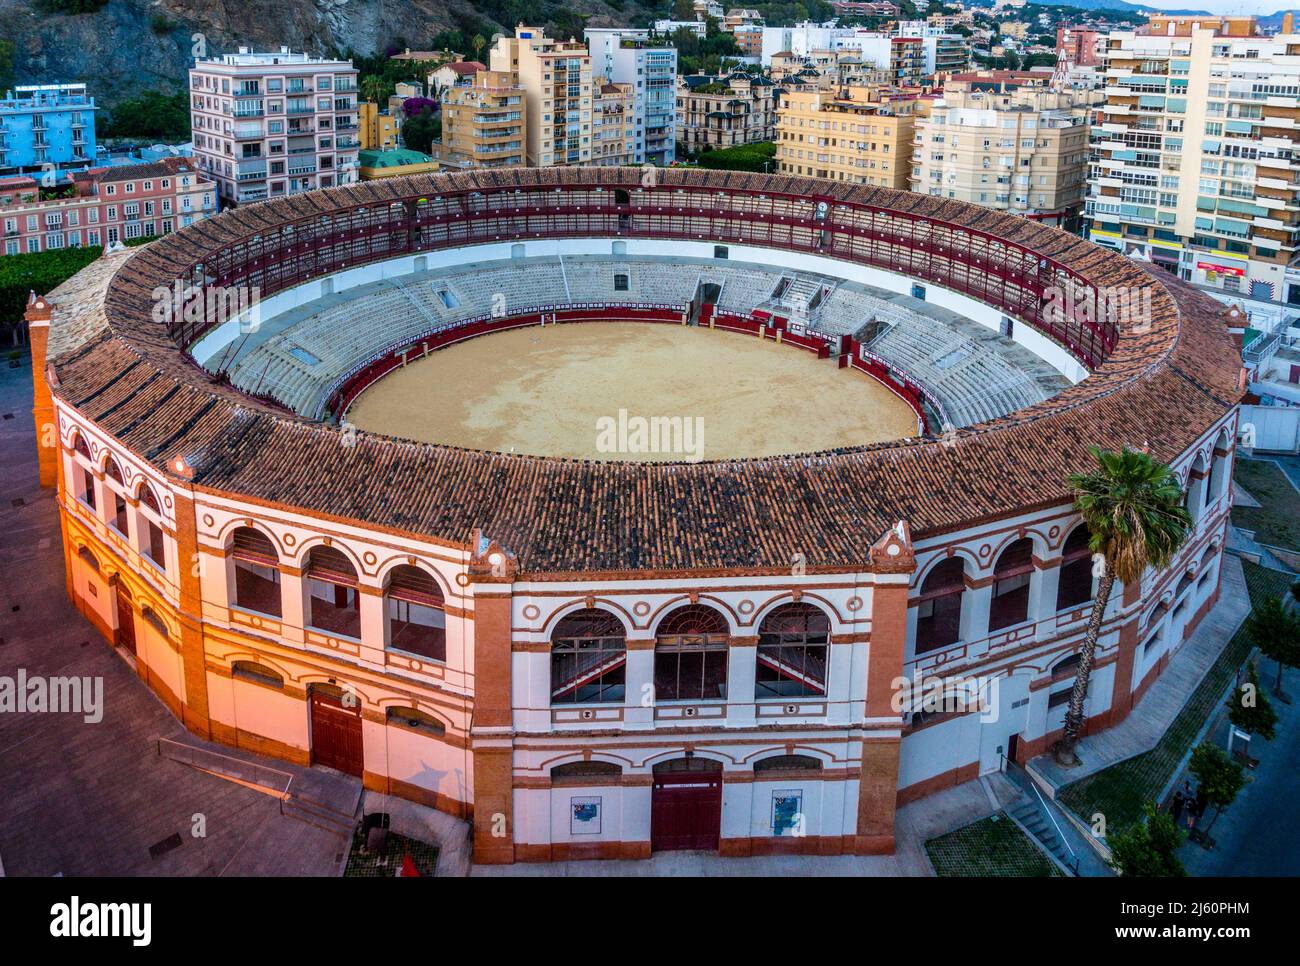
xmin=1087 ymin=17 xmax=1300 ymax=305
xmin=586 ymin=29 xmax=679 ymax=166
xmin=189 ymin=47 xmax=360 ymax=207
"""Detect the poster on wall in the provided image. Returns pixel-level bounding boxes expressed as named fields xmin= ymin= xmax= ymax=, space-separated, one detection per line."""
xmin=570 ymin=797 xmax=602 ymax=835
xmin=771 ymin=790 xmax=803 ymax=836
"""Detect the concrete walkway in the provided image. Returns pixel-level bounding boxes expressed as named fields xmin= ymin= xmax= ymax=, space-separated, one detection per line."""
xmin=473 ymin=771 xmax=1021 ymax=876
xmin=1179 ymin=662 xmax=1300 ymax=876
xmin=1031 ymin=552 xmax=1252 ymax=790
xmin=0 ymin=357 xmax=353 ymax=876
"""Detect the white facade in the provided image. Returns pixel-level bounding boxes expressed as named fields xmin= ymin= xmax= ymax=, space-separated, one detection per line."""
xmin=189 ymin=47 xmax=360 ymax=207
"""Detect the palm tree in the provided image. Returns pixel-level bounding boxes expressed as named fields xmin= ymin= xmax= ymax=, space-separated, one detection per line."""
xmin=1054 ymin=446 xmax=1192 ymax=766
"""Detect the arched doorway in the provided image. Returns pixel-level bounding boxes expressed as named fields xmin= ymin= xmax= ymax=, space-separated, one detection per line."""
xmin=308 ymin=683 xmax=363 ymax=776
xmin=650 ymin=757 xmax=723 ymax=852
xmin=114 ymin=581 xmax=136 ymax=656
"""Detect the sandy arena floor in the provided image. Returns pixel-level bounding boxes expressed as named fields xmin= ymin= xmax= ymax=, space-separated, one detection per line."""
xmin=346 ymin=321 xmax=918 ymax=461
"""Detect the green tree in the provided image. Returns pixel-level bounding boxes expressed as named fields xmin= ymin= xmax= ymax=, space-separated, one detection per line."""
xmin=1246 ymin=595 xmax=1300 ymax=701
xmin=1107 ymin=802 xmax=1186 ymax=877
xmin=1055 ymin=447 xmax=1192 ymax=765
xmin=101 ymin=90 xmax=191 ymax=141
xmin=400 ymin=105 xmax=439 ymax=154
xmin=1188 ymin=743 xmax=1246 ymax=838
xmin=1227 ymin=659 xmax=1278 ymax=742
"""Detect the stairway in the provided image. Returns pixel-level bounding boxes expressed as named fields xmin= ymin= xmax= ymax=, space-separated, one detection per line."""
xmin=1008 ymin=796 xmax=1079 ymax=875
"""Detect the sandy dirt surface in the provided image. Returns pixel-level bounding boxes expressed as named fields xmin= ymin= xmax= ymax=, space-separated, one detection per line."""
xmin=346 ymin=321 xmax=918 ymax=461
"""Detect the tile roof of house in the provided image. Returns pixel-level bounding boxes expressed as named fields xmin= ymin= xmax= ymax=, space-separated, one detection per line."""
xmin=45 ymin=167 xmax=1241 ymax=577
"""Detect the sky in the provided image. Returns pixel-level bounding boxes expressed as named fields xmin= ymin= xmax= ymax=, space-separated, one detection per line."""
xmin=1132 ymin=0 xmax=1293 ymax=14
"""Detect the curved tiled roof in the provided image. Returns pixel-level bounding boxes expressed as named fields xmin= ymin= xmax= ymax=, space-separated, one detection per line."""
xmin=46 ymin=168 xmax=1242 ymax=577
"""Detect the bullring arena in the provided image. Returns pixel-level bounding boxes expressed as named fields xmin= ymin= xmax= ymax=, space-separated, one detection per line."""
xmin=27 ymin=167 xmax=1241 ymax=863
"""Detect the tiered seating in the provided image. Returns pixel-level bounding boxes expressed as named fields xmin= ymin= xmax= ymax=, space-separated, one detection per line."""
xmin=210 ymin=254 xmax=1072 ymax=426
xmin=867 ymin=317 xmax=1049 ymax=428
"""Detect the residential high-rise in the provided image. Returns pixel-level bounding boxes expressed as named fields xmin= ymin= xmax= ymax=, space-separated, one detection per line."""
xmin=1087 ymin=17 xmax=1300 ymax=304
xmin=439 ymin=69 xmax=527 ymax=170
xmin=189 ymin=47 xmax=360 ymax=207
xmin=0 ymin=84 xmax=97 ymax=181
xmin=591 ymin=80 xmax=636 ymax=166
xmin=490 ymin=27 xmax=593 ymax=167
xmin=586 ymin=29 xmax=678 ymax=165
xmin=774 ymin=86 xmax=921 ymax=187
xmin=359 ymin=101 xmax=399 ymax=151
xmin=910 ymin=71 xmax=1097 ymax=227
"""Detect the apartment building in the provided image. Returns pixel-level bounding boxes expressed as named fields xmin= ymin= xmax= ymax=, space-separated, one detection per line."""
xmin=490 ymin=27 xmax=593 ymax=167
xmin=0 ymin=157 xmax=214 ymax=255
xmin=775 ymin=86 xmax=921 ymax=187
xmin=1056 ymin=27 xmax=1105 ymax=68
xmin=359 ymin=101 xmax=399 ymax=150
xmin=439 ymin=69 xmax=527 ymax=170
xmin=189 ymin=47 xmax=360 ymax=207
xmin=592 ymin=80 xmax=636 ymax=166
xmin=0 ymin=84 xmax=97 ymax=181
xmin=910 ymin=71 xmax=1097 ymax=227
xmin=586 ymin=29 xmax=678 ymax=165
xmin=1087 ymin=17 xmax=1300 ymax=304
xmin=677 ymin=72 xmax=778 ymax=152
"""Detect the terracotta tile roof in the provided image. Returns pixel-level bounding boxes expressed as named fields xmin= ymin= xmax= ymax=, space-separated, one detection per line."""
xmin=46 ymin=168 xmax=1241 ymax=577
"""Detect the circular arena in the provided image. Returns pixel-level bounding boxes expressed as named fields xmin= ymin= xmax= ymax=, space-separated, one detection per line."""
xmin=31 ymin=167 xmax=1241 ymax=864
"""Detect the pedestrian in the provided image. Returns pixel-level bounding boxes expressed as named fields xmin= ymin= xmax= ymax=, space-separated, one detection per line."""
xmin=1170 ymin=789 xmax=1186 ymax=823
xmin=1188 ymin=787 xmax=1208 ymax=834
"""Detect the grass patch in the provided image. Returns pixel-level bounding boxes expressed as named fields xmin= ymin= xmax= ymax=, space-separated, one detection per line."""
xmin=343 ymin=827 xmax=439 ymax=877
xmin=1058 ymin=561 xmax=1294 ymax=833
xmin=1231 ymin=459 xmax=1300 ymax=552
xmin=926 ymin=812 xmax=1061 ymax=876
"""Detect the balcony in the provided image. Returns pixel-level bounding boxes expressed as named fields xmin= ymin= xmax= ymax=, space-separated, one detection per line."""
xmin=287 ymin=162 xmax=317 ymax=175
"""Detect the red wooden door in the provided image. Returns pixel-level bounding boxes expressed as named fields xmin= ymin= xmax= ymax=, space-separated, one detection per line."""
xmin=310 ymin=688 xmax=363 ymax=776
xmin=651 ymin=759 xmax=722 ymax=852
xmin=115 ymin=585 xmax=136 ymax=655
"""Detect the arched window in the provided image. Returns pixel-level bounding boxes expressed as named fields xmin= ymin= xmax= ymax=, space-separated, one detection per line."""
xmin=386 ymin=706 xmax=446 ymax=736
xmin=1051 ymin=652 xmax=1082 ymax=680
xmin=753 ymin=754 xmax=823 ymax=773
xmin=1207 ymin=433 xmax=1230 ymax=504
xmin=1056 ymin=527 xmax=1094 ymax=612
xmin=1185 ymin=454 xmax=1207 ymax=521
xmin=231 ymin=660 xmax=284 ymax=689
xmin=72 ymin=438 xmax=96 ymax=510
xmin=550 ymin=608 xmax=626 ymax=704
xmin=654 ymin=604 xmax=729 ymax=701
xmin=104 ymin=458 xmax=129 ymax=534
xmin=989 ymin=538 xmax=1034 ymax=632
xmin=756 ymin=602 xmax=830 ymax=698
xmin=77 ymin=545 xmax=100 ymax=571
xmin=385 ymin=565 xmax=446 ymax=662
xmin=304 ymin=545 xmax=361 ymax=639
xmin=916 ymin=557 xmax=965 ymax=653
xmin=137 ymin=483 xmax=165 ymax=570
xmin=1175 ymin=571 xmax=1194 ymax=599
xmin=230 ymin=527 xmax=281 ymax=617
xmin=551 ymin=760 xmax=623 ymax=784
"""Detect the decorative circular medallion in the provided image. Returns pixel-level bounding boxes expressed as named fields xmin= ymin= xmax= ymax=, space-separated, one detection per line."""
xmin=738 ymin=599 xmax=755 ymax=615
xmin=363 ymin=551 xmax=377 ymax=566
xmin=202 ymin=513 xmax=215 ymax=528
xmin=632 ymin=601 xmax=651 ymax=617
xmin=846 ymin=596 xmax=863 ymax=612
xmin=978 ymin=544 xmax=991 ymax=558
xmin=283 ymin=533 xmax=297 ymax=547
xmin=455 ymin=572 xmax=471 ymax=587
xmin=522 ymin=604 xmax=541 ymax=620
